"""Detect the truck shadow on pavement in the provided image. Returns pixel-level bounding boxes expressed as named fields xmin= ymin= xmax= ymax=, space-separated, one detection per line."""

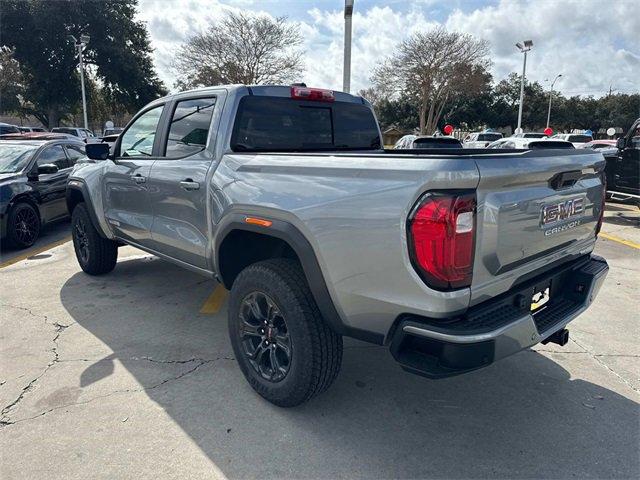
xmin=60 ymin=256 xmax=639 ymax=479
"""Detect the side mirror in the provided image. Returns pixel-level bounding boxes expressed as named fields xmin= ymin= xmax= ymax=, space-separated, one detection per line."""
xmin=85 ymin=142 xmax=110 ymax=160
xmin=616 ymin=137 xmax=626 ymax=150
xmin=38 ymin=163 xmax=59 ymax=174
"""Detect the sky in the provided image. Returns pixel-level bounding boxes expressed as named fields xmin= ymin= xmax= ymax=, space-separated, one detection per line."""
xmin=137 ymin=0 xmax=639 ymax=98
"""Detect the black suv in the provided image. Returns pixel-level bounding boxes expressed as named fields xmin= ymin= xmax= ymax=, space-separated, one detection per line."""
xmin=0 ymin=137 xmax=86 ymax=248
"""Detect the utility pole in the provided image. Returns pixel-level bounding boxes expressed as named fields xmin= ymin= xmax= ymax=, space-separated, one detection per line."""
xmin=546 ymin=73 xmax=562 ymax=129
xmin=515 ymin=40 xmax=533 ymax=133
xmin=69 ymin=34 xmax=90 ymax=130
xmin=343 ymin=0 xmax=354 ymax=93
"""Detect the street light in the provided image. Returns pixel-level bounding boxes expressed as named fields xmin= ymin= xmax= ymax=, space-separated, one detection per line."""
xmin=546 ymin=73 xmax=562 ymax=129
xmin=515 ymin=39 xmax=533 ymax=133
xmin=69 ymin=34 xmax=90 ymax=130
xmin=343 ymin=0 xmax=354 ymax=93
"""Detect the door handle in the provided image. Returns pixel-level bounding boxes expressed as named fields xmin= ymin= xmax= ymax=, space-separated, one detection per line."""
xmin=131 ymin=174 xmax=146 ymax=184
xmin=180 ymin=179 xmax=200 ymax=191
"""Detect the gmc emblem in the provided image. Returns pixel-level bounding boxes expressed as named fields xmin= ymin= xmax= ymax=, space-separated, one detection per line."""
xmin=541 ymin=197 xmax=585 ymax=226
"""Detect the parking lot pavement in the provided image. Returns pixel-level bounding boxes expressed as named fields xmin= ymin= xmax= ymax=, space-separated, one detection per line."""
xmin=1 ymin=217 xmax=638 ymax=479
xmin=0 ymin=219 xmax=71 ymax=268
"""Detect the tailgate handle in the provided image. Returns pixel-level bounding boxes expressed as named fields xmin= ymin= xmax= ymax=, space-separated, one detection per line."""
xmin=549 ymin=170 xmax=582 ymax=190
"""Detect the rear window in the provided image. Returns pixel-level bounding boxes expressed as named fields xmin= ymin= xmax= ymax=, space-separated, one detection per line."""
xmin=567 ymin=135 xmax=591 ymax=143
xmin=412 ymin=137 xmax=462 ymax=148
xmin=231 ymin=96 xmax=380 ymax=152
xmin=478 ymin=133 xmax=502 ymax=141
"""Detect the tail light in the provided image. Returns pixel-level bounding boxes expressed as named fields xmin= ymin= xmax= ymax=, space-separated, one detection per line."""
xmin=290 ymin=86 xmax=335 ymax=102
xmin=408 ymin=192 xmax=476 ymax=290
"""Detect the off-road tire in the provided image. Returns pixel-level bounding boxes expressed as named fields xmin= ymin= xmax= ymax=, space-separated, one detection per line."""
xmin=228 ymin=258 xmax=343 ymax=407
xmin=71 ymin=203 xmax=118 ymax=275
xmin=7 ymin=202 xmax=40 ymax=249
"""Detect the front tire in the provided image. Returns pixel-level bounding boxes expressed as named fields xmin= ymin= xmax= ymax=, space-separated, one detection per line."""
xmin=7 ymin=202 xmax=40 ymax=249
xmin=228 ymin=258 xmax=343 ymax=407
xmin=71 ymin=203 xmax=118 ymax=275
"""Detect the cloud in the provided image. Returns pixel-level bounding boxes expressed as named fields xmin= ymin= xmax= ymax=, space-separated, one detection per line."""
xmin=137 ymin=0 xmax=639 ymax=97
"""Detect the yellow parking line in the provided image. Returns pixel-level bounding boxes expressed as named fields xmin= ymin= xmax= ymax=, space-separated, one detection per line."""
xmin=200 ymin=284 xmax=228 ymax=314
xmin=0 ymin=235 xmax=72 ymax=269
xmin=599 ymin=232 xmax=640 ymax=250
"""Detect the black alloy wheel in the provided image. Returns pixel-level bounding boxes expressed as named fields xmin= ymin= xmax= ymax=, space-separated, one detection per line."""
xmin=239 ymin=291 xmax=292 ymax=382
xmin=8 ymin=203 xmax=40 ymax=248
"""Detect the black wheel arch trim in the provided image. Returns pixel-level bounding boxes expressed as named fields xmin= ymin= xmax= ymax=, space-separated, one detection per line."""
xmin=65 ymin=181 xmax=108 ymax=239
xmin=215 ymin=213 xmax=384 ymax=345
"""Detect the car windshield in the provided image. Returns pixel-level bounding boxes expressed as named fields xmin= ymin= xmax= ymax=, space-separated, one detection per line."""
xmin=0 ymin=144 xmax=38 ymax=173
xmin=568 ymin=135 xmax=592 ymax=143
xmin=477 ymin=133 xmax=502 ymax=141
xmin=52 ymin=128 xmax=78 ymax=136
xmin=413 ymin=138 xmax=462 ymax=148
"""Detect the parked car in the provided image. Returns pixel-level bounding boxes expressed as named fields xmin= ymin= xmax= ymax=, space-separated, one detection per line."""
xmin=463 ymin=131 xmax=503 ymax=148
xmin=578 ymin=139 xmax=618 ymax=157
xmin=603 ymin=118 xmax=640 ymax=203
xmin=51 ymin=127 xmax=95 ymax=140
xmin=0 ymin=137 xmax=86 ymax=248
xmin=394 ymin=135 xmax=462 ymax=149
xmin=487 ymin=137 xmax=574 ymax=149
xmin=70 ymin=84 xmax=608 ymax=407
xmin=18 ymin=126 xmax=47 ymax=133
xmin=551 ymin=133 xmax=593 ymax=147
xmin=0 ymin=123 xmax=21 ymax=135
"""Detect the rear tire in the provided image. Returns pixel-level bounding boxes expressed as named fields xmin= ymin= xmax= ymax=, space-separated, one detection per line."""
xmin=71 ymin=203 xmax=118 ymax=275
xmin=7 ymin=202 xmax=40 ymax=249
xmin=228 ymin=258 xmax=343 ymax=407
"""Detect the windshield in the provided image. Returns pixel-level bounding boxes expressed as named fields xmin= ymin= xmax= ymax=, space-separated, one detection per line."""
xmin=52 ymin=128 xmax=78 ymax=136
xmin=478 ymin=133 xmax=502 ymax=141
xmin=413 ymin=138 xmax=462 ymax=148
xmin=568 ymin=135 xmax=592 ymax=143
xmin=0 ymin=144 xmax=38 ymax=173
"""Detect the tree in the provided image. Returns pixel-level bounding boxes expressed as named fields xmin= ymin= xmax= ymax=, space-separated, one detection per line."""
xmin=372 ymin=26 xmax=490 ymax=134
xmin=0 ymin=46 xmax=27 ymax=113
xmin=0 ymin=0 xmax=165 ymax=127
xmin=172 ymin=12 xmax=304 ymax=89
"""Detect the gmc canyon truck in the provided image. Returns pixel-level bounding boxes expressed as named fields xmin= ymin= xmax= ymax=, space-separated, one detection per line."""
xmin=67 ymin=85 xmax=609 ymax=407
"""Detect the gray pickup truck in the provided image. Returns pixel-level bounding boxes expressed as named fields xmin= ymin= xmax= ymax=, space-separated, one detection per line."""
xmin=68 ymin=85 xmax=609 ymax=407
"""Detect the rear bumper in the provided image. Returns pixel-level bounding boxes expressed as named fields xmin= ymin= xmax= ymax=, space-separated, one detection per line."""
xmin=389 ymin=254 xmax=608 ymax=378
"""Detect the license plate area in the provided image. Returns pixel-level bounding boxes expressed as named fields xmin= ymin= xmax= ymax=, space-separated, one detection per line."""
xmin=531 ymin=280 xmax=552 ymax=313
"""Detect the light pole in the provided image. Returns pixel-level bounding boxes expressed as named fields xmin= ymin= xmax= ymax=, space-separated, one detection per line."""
xmin=515 ymin=40 xmax=533 ymax=133
xmin=69 ymin=34 xmax=90 ymax=130
xmin=546 ymin=73 xmax=562 ymax=129
xmin=343 ymin=0 xmax=354 ymax=93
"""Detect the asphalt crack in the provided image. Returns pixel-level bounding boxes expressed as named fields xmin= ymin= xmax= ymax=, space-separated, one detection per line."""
xmin=0 ymin=356 xmax=233 ymax=427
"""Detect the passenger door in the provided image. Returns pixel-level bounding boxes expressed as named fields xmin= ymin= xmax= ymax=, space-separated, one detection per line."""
xmin=146 ymin=94 xmax=221 ymax=269
xmin=616 ymin=124 xmax=640 ymax=194
xmin=31 ymin=144 xmax=70 ymax=221
xmin=102 ymin=104 xmax=166 ymax=245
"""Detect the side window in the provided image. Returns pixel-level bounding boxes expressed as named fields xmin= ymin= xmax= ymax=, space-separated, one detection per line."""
xmin=37 ymin=145 xmax=68 ymax=170
xmin=164 ymin=97 xmax=216 ymax=158
xmin=503 ymin=141 xmax=515 ymax=149
xmin=119 ymin=105 xmax=164 ymax=157
xmin=65 ymin=144 xmax=86 ymax=166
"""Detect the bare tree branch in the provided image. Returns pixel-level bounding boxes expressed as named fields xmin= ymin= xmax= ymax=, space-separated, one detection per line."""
xmin=172 ymin=12 xmax=304 ymax=89
xmin=371 ymin=26 xmax=491 ymax=134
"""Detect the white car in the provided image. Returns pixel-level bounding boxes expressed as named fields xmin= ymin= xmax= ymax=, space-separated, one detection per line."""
xmin=462 ymin=132 xmax=503 ymax=148
xmin=487 ymin=137 xmax=574 ymax=149
xmin=551 ymin=133 xmax=593 ymax=147
xmin=511 ymin=132 xmax=548 ymax=139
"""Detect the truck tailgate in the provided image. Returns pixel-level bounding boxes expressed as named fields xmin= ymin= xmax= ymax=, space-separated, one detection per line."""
xmin=470 ymin=149 xmax=606 ymax=304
